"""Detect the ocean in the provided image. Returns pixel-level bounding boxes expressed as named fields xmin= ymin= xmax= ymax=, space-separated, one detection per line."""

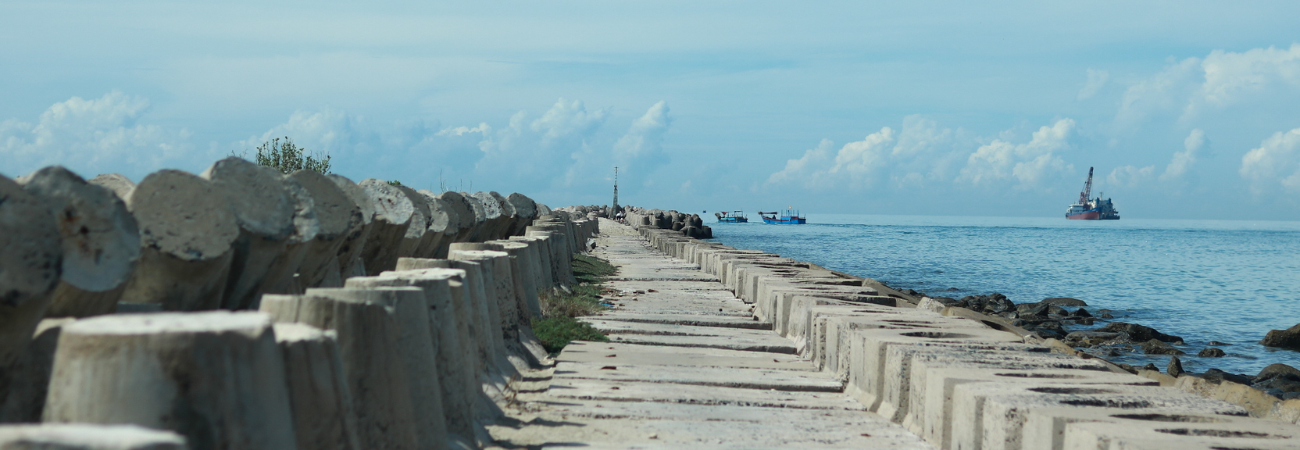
xmin=705 ymin=214 xmax=1300 ymax=376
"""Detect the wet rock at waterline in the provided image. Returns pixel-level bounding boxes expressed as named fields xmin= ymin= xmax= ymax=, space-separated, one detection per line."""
xmin=1261 ymin=323 xmax=1300 ymax=351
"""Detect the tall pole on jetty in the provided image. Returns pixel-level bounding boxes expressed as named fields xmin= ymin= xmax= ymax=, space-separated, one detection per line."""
xmin=612 ymin=166 xmax=620 ymax=214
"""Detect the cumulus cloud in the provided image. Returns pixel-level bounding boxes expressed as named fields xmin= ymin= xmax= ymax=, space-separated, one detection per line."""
xmin=0 ymin=91 xmax=196 ymax=179
xmin=957 ymin=119 xmax=1075 ymax=188
xmin=474 ymin=99 xmax=609 ymax=188
xmin=1078 ymin=69 xmax=1110 ymax=100
xmin=1160 ymin=128 xmax=1205 ymax=181
xmin=766 ymin=116 xmax=962 ymax=191
xmin=1240 ymin=127 xmax=1300 ymax=193
xmin=1107 ymin=165 xmax=1155 ymax=187
xmin=1116 ymin=44 xmax=1300 ymax=127
xmin=609 ymin=101 xmax=671 ymax=187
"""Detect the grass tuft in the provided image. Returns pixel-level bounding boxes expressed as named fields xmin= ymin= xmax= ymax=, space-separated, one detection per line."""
xmin=532 ymin=253 xmax=620 ymax=354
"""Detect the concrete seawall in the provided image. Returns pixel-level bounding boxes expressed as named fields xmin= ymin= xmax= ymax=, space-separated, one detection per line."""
xmin=614 ymin=212 xmax=1300 ymax=449
xmin=0 ymin=162 xmax=602 ymax=449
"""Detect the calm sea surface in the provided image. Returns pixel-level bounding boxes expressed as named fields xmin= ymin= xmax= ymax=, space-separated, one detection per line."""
xmin=706 ymin=214 xmax=1300 ymax=375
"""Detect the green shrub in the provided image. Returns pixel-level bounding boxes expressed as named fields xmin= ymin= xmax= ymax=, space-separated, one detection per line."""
xmin=531 ymin=316 xmax=608 ymax=354
xmin=253 ymin=137 xmax=331 ymax=175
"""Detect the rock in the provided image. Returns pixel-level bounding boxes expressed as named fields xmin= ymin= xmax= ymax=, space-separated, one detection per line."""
xmin=1041 ymin=297 xmax=1087 ymax=306
xmin=1099 ymin=312 xmax=1114 ymax=319
xmin=1255 ymin=363 xmax=1300 ymax=383
xmin=1199 ymin=368 xmax=1252 ymax=385
xmin=1063 ymin=331 xmax=1120 ymax=348
xmin=1261 ymin=323 xmax=1300 ymax=351
xmin=1141 ymin=363 xmax=1159 ymax=373
xmin=1140 ymin=339 xmax=1185 ymax=355
xmin=1070 ymin=308 xmax=1092 ymax=318
xmin=22 ymin=166 xmax=141 ymax=318
xmin=1031 ymin=321 xmax=1066 ymax=339
xmin=1095 ymin=322 xmax=1184 ymax=344
xmin=1253 ymin=373 xmax=1300 ymax=396
xmin=1208 ymin=341 xmax=1230 ymax=346
xmin=1197 ymin=347 xmax=1226 ymax=357
xmin=1167 ymin=356 xmax=1184 ymax=377
xmin=958 ymin=293 xmax=1014 ymax=314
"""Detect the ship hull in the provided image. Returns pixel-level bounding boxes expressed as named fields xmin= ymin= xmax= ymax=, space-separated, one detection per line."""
xmin=717 ymin=218 xmax=748 ymax=223
xmin=1066 ymin=210 xmax=1101 ymax=220
xmin=761 ymin=217 xmax=806 ymax=224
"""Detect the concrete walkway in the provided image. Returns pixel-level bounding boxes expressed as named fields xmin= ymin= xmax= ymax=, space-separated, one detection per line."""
xmin=488 ymin=220 xmax=934 ymax=449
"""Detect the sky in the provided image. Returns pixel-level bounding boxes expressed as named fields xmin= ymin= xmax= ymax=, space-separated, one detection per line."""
xmin=3 ymin=1 xmax=1300 ymax=220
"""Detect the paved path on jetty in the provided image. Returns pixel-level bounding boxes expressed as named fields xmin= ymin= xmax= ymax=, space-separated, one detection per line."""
xmin=488 ymin=219 xmax=933 ymax=449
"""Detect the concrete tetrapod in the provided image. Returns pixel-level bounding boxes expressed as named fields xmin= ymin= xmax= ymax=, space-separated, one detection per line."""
xmin=201 ymin=158 xmax=297 ymax=310
xmin=325 ymin=175 xmax=375 ymax=279
xmin=21 ymin=166 xmax=141 ymax=318
xmin=289 ymin=170 xmax=363 ymax=289
xmin=458 ymin=194 xmax=488 ymax=242
xmin=0 ymin=424 xmax=187 ymax=450
xmin=43 ymin=311 xmax=298 ymax=450
xmin=504 ymin=193 xmax=538 ymax=237
xmin=416 ymin=190 xmax=456 ymax=259
xmin=0 ymin=318 xmax=72 ymax=422
xmin=447 ymin=248 xmax=520 ymax=341
xmin=258 ymin=289 xmax=420 ymax=450
xmin=435 ymin=192 xmax=478 ymax=244
xmin=485 ymin=240 xmax=543 ymax=317
xmin=302 ymin=287 xmax=448 ymax=450
xmin=509 ymin=235 xmax=554 ymax=294
xmin=271 ymin=323 xmax=361 ymax=450
xmin=469 ymin=192 xmax=509 ymax=241
xmin=87 ymin=173 xmax=136 ymax=201
xmin=1061 ymin=412 xmax=1300 ymax=450
xmin=119 ymin=170 xmax=239 ymax=311
xmin=0 ymin=174 xmax=63 ymax=401
xmin=357 ymin=180 xmax=413 ymax=276
xmin=254 ymin=174 xmax=320 ymax=298
xmin=393 ymin=186 xmax=434 ymax=258
xmin=393 ymin=258 xmax=518 ymax=389
xmin=526 ymin=224 xmax=575 ymax=286
xmin=345 ymin=272 xmax=483 ymax=448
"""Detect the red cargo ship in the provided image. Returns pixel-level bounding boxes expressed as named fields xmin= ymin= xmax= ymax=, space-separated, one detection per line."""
xmin=1065 ymin=167 xmax=1120 ymax=220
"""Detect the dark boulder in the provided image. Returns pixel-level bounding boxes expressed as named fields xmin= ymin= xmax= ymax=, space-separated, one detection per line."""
xmin=1096 ymin=322 xmax=1184 ymax=344
xmin=1255 ymin=363 xmax=1300 ymax=383
xmin=1253 ymin=373 xmax=1300 ymax=397
xmin=1197 ymin=348 xmax=1226 ymax=358
xmin=1031 ymin=321 xmax=1067 ymax=339
xmin=1167 ymin=356 xmax=1184 ymax=377
xmin=1141 ymin=363 xmax=1159 ymax=373
xmin=1041 ymin=297 xmax=1088 ymax=307
xmin=1208 ymin=341 xmax=1230 ymax=346
xmin=1064 ymin=331 xmax=1120 ymax=348
xmin=1260 ymin=323 xmax=1300 ymax=351
xmin=1141 ymin=339 xmax=1185 ymax=355
xmin=1071 ymin=308 xmax=1092 ymax=318
xmin=958 ymin=293 xmax=1015 ymax=315
xmin=1199 ymin=369 xmax=1252 ymax=385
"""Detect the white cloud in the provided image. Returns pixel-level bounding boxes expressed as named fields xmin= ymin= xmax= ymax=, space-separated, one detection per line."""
xmin=765 ymin=115 xmax=963 ymax=191
xmin=0 ymin=91 xmax=196 ymax=180
xmin=958 ymin=119 xmax=1075 ymax=187
xmin=1160 ymin=128 xmax=1204 ymax=181
xmin=610 ymin=101 xmax=671 ymax=187
xmin=1107 ymin=165 xmax=1155 ymax=187
xmin=1114 ymin=58 xmax=1202 ymax=129
xmin=767 ymin=138 xmax=836 ymax=188
xmin=1078 ymin=69 xmax=1109 ymax=100
xmin=1240 ymin=127 xmax=1300 ymax=193
xmin=1193 ymin=44 xmax=1300 ymax=112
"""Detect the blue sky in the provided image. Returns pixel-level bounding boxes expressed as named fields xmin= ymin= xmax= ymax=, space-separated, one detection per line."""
xmin=3 ymin=1 xmax=1300 ymax=220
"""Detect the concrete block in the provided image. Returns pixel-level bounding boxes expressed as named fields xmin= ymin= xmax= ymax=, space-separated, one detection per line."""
xmin=449 ymin=248 xmax=519 ymax=335
xmin=201 ymin=157 xmax=297 ymax=310
xmin=357 ymin=179 xmax=414 ymax=276
xmin=87 ymin=173 xmax=136 ymax=201
xmin=21 ymin=166 xmax=140 ymax=318
xmin=505 ymin=193 xmax=538 ymax=237
xmin=324 ymin=175 xmax=374 ymax=280
xmin=272 ymin=323 xmax=361 ymax=450
xmin=485 ymin=240 xmax=542 ymax=317
xmin=0 ymin=423 xmax=187 ymax=449
xmin=0 ymin=318 xmax=71 ymax=422
xmin=416 ymin=190 xmax=455 ymax=258
xmin=0 ymin=174 xmax=62 ymax=397
xmin=253 ymin=173 xmax=320 ymax=297
xmin=392 ymin=185 xmax=430 ymax=258
xmin=44 ymin=311 xmax=298 ymax=450
xmin=846 ymin=325 xmax=1022 ymax=411
xmin=1063 ymin=414 xmax=1300 ymax=449
xmin=120 ymin=169 xmax=239 ymax=311
xmin=951 ymin=381 xmax=1246 ymax=450
xmin=288 ymin=170 xmax=363 ymax=289
xmin=435 ymin=192 xmax=479 ymax=243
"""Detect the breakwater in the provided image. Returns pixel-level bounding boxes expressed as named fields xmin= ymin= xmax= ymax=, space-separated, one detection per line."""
xmin=626 ymin=206 xmax=1300 ymax=449
xmin=0 ymin=158 xmax=599 ymax=449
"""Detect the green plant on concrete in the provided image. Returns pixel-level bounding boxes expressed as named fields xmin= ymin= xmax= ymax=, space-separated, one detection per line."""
xmin=387 ymin=180 xmax=403 ymax=186
xmin=532 ymin=253 xmax=620 ymax=354
xmin=253 ymin=137 xmax=332 ymax=175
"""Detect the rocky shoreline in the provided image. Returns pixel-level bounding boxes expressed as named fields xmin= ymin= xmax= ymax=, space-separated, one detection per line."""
xmin=912 ymin=289 xmax=1300 ymax=401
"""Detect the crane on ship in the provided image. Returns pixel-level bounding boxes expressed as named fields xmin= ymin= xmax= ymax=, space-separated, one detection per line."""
xmin=1065 ymin=166 xmax=1120 ymax=220
xmin=1078 ymin=167 xmax=1093 ymax=206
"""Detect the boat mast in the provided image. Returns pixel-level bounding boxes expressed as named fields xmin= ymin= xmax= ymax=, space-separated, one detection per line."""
xmin=1079 ymin=167 xmax=1094 ymax=205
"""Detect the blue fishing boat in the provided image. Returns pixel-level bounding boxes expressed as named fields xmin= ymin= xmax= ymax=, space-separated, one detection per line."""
xmin=714 ymin=210 xmax=748 ymax=223
xmin=758 ymin=209 xmax=806 ymax=224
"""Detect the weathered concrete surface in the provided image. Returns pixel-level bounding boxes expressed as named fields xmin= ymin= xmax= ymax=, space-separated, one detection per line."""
xmin=488 ymin=219 xmax=935 ymax=449
xmin=0 ymin=423 xmax=187 ymax=449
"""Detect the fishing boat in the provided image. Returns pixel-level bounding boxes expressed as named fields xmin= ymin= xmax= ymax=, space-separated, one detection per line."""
xmin=1066 ymin=167 xmax=1120 ymax=220
xmin=714 ymin=211 xmax=748 ymax=223
xmin=758 ymin=209 xmax=807 ymax=224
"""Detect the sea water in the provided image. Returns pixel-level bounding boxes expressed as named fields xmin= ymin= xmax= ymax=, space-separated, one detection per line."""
xmin=706 ymin=214 xmax=1300 ymax=376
